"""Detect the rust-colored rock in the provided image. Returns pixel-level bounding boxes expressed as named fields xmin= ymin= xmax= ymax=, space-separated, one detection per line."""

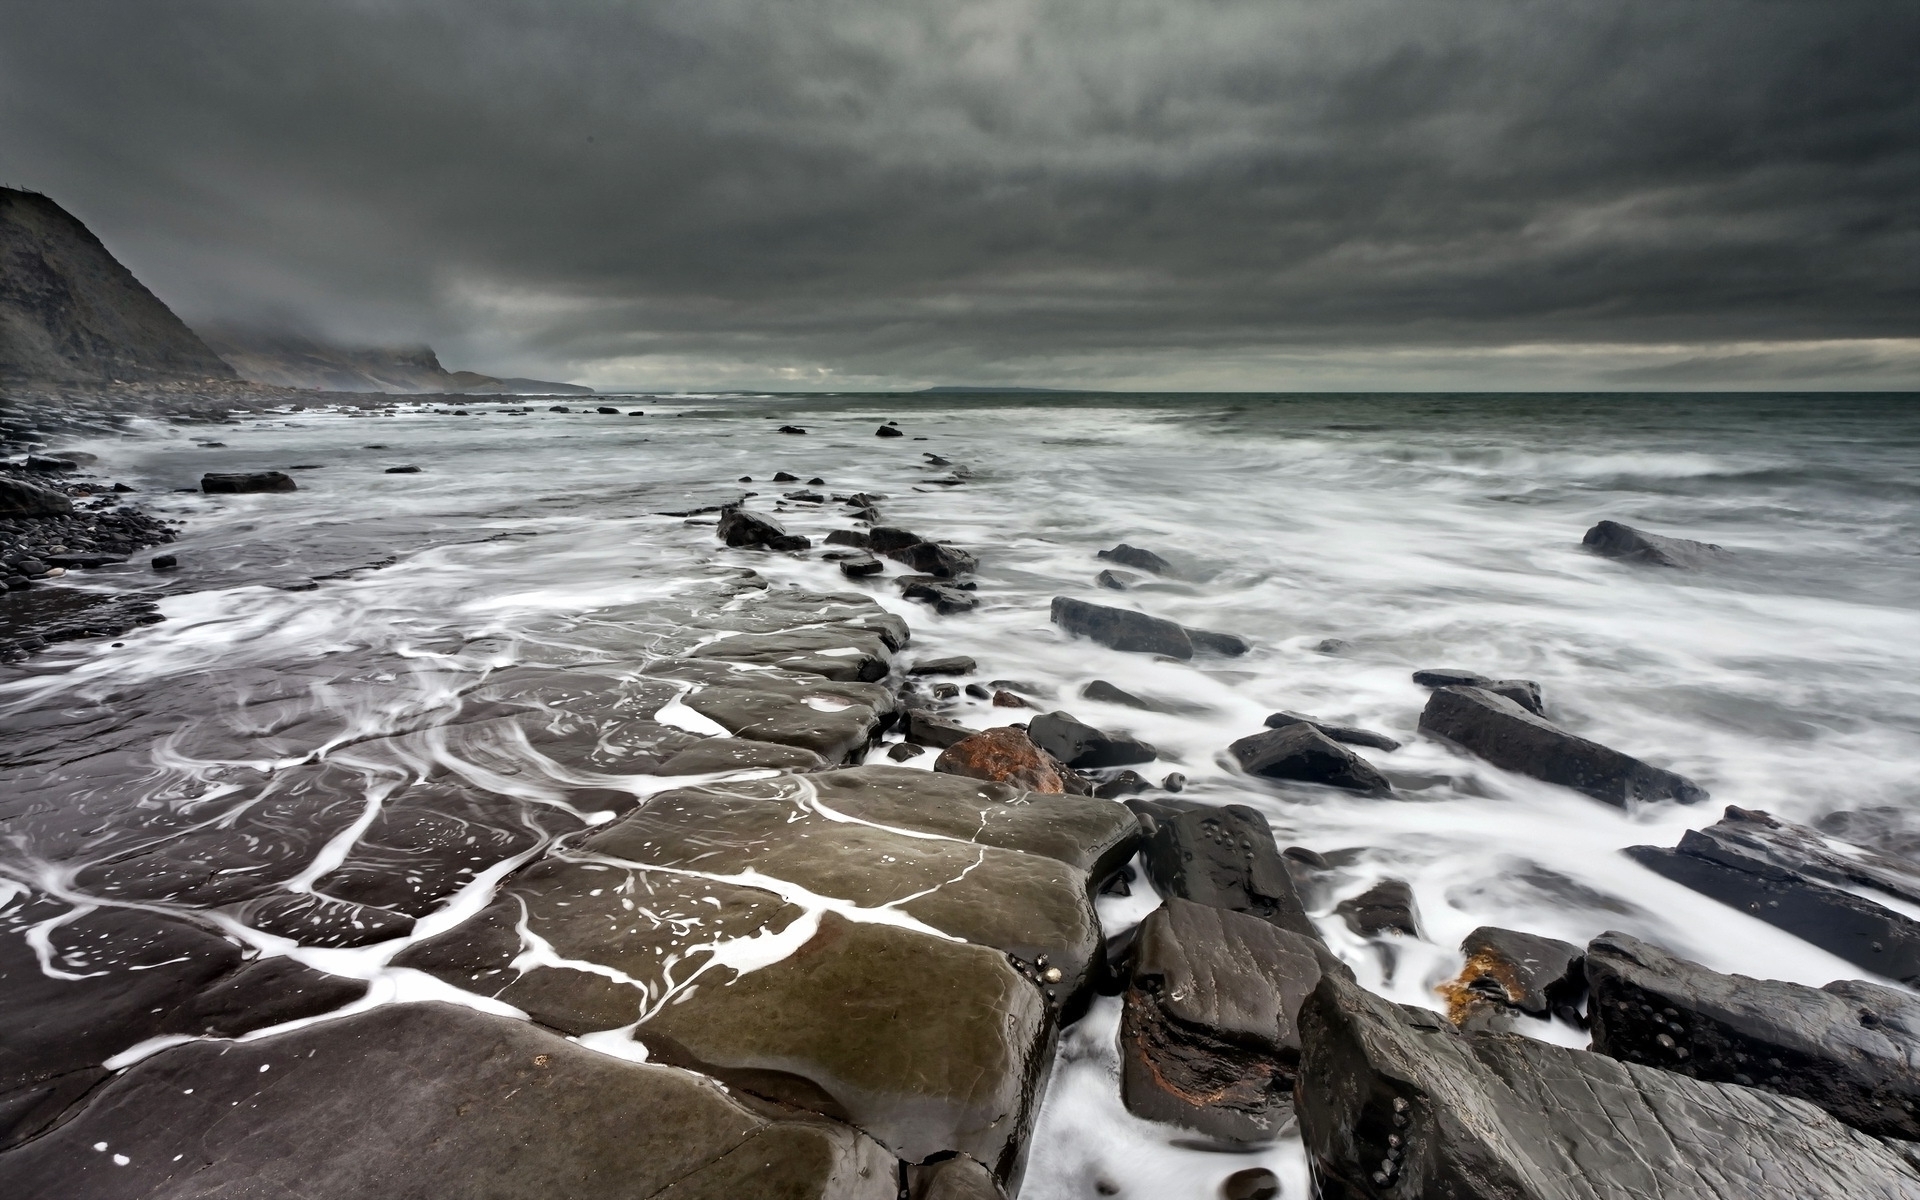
xmin=936 ymin=726 xmax=1065 ymax=793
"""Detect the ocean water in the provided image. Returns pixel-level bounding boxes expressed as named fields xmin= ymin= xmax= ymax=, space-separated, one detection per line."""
xmin=5 ymin=391 xmax=1919 ymax=1197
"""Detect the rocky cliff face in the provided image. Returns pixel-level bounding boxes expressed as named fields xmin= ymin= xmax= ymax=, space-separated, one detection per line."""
xmin=200 ymin=327 xmax=593 ymax=395
xmin=0 ymin=188 xmax=234 ymax=384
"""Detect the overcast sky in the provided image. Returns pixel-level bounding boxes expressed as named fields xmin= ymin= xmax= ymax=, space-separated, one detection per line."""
xmin=3 ymin=1 xmax=1916 ymax=390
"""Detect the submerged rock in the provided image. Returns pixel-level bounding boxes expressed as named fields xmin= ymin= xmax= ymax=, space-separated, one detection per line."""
xmin=1263 ymin=710 xmax=1401 ymax=752
xmin=652 ymin=737 xmax=828 ymax=774
xmin=1050 ymin=597 xmax=1192 ymax=658
xmin=1587 ymin=930 xmax=1920 ymax=1140
xmin=886 ymin=540 xmax=977 ymax=578
xmin=1296 ymin=971 xmax=1920 ymax=1200
xmin=1120 ymin=899 xmax=1339 ymax=1142
xmin=1097 ymin=544 xmax=1172 ymax=575
xmin=1584 ymin=519 xmax=1729 ymax=569
xmin=200 ymin=470 xmax=296 ymax=494
xmin=0 ymin=1002 xmax=898 ymax=1200
xmin=1027 ymin=709 xmax=1157 ymax=769
xmin=936 ymin=726 xmax=1068 ymax=793
xmin=1185 ymin=628 xmax=1250 ymax=656
xmin=1129 ymin=797 xmax=1319 ymax=942
xmin=1229 ymin=723 xmax=1392 ymax=794
xmin=1094 ymin=569 xmax=1138 ymax=590
xmin=1626 ymin=806 xmax=1920 ymax=985
xmin=1419 ymin=685 xmax=1705 ymax=806
xmin=1080 ymin=679 xmax=1156 ymax=710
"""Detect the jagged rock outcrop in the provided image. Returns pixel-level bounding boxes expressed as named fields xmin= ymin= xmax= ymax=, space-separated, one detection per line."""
xmin=1 ymin=188 xmax=234 ymax=384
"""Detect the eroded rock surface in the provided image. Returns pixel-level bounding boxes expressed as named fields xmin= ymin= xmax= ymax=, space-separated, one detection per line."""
xmin=1129 ymin=797 xmax=1319 ymax=942
xmin=1297 ymin=971 xmax=1920 ymax=1200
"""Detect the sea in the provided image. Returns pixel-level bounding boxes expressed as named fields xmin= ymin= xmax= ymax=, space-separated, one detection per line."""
xmin=5 ymin=390 xmax=1918 ymax=1197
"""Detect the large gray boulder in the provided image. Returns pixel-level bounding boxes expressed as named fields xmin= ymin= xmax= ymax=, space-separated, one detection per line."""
xmin=1419 ymin=685 xmax=1706 ymax=806
xmin=1626 ymin=806 xmax=1920 ymax=985
xmin=0 ymin=1002 xmax=898 ymax=1200
xmin=1297 ymin=971 xmax=1920 ymax=1199
xmin=1050 ymin=597 xmax=1193 ymax=658
xmin=1120 ymin=899 xmax=1337 ymax=1141
xmin=1587 ymin=930 xmax=1920 ymax=1140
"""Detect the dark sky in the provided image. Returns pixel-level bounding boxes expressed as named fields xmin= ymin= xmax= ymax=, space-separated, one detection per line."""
xmin=3 ymin=1 xmax=1917 ymax=389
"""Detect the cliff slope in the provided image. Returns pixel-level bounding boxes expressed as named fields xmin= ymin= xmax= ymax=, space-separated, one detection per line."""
xmin=0 ymin=188 xmax=234 ymax=383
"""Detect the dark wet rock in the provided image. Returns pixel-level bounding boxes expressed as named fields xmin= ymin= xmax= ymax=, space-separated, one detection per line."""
xmin=716 ymin=507 xmax=810 ymax=551
xmin=774 ymin=471 xmax=800 ymax=482
xmin=383 ymin=464 xmax=420 ymax=474
xmin=0 ymin=1002 xmax=898 ymax=1200
xmin=910 ymin=655 xmax=975 ymax=676
xmin=1120 ymin=899 xmax=1338 ymax=1142
xmin=1098 ymin=544 xmax=1172 ymax=575
xmin=1161 ymin=771 xmax=1187 ymax=792
xmin=1092 ymin=770 xmax=1153 ymax=799
xmin=653 ymin=737 xmax=828 ymax=775
xmin=838 ymin=553 xmax=884 ymax=578
xmin=1129 ymin=797 xmax=1319 ymax=942
xmin=887 ymin=741 xmax=925 ymax=761
xmin=886 ymin=540 xmax=977 ymax=578
xmin=1080 ymin=679 xmax=1154 ymax=710
xmin=1626 ymin=806 xmax=1920 ymax=985
xmin=779 ymin=424 xmax=807 ymax=434
xmin=1412 ymin=669 xmax=1545 ymax=714
xmin=1419 ymin=685 xmax=1706 ymax=806
xmin=1186 ymin=628 xmax=1250 ymax=656
xmin=931 ymin=683 xmax=960 ymax=700
xmin=1050 ymin=597 xmax=1193 ymax=658
xmin=549 ymin=404 xmax=571 ymax=412
xmin=1221 ymin=1167 xmax=1281 ymax=1200
xmin=904 ymin=710 xmax=977 ymax=748
xmin=0 ymin=901 xmax=365 ymax=1138
xmin=1229 ymin=724 xmax=1392 ymax=794
xmin=1314 ymin=638 xmax=1351 ymax=654
xmin=1584 ymin=519 xmax=1729 ymax=569
xmin=1336 ymin=879 xmax=1421 ymax=938
xmin=1587 ymin=930 xmax=1920 ymax=1140
xmin=787 ymin=490 xmax=827 ymax=502
xmin=1263 ymin=710 xmax=1401 ymax=752
xmin=1027 ymin=709 xmax=1156 ymax=769
xmin=825 ymin=529 xmax=871 ymax=549
xmin=965 ymin=683 xmax=991 ymax=699
xmin=1095 ymin=568 xmax=1139 ymax=590
xmin=1296 ymin=970 xmax=1920 ymax=1200
xmin=200 ymin=470 xmax=296 ymax=493
xmin=991 ymin=689 xmax=1030 ymax=708
xmin=867 ymin=526 xmax=923 ymax=553
xmin=876 ymin=425 xmax=905 ymax=438
xmin=0 ymin=477 xmax=72 ymax=517
xmin=1438 ymin=926 xmax=1584 ymax=1025
xmin=24 ymin=455 xmax=76 ymax=471
xmin=906 ymin=1154 xmax=1007 ymax=1200
xmin=900 ymin=576 xmax=979 ymax=614
xmin=936 ymin=726 xmax=1068 ymax=793
xmin=809 ymin=476 xmax=826 ymax=485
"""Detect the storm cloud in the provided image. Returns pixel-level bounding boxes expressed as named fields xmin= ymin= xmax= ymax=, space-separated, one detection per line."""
xmin=2 ymin=0 xmax=1916 ymax=389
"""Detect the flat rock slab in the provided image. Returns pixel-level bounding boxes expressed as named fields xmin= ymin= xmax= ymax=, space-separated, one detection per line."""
xmin=657 ymin=665 xmax=895 ymax=763
xmin=1120 ymin=899 xmax=1337 ymax=1142
xmin=1419 ymin=685 xmax=1706 ymax=806
xmin=1230 ymin=723 xmax=1391 ymax=794
xmin=1584 ymin=519 xmax=1729 ymax=569
xmin=200 ymin=471 xmax=296 ymax=493
xmin=689 ymin=626 xmax=894 ymax=683
xmin=1626 ymin=806 xmax=1920 ymax=984
xmin=0 ymin=1002 xmax=898 ymax=1200
xmin=1588 ymin=930 xmax=1920 ymax=1140
xmin=400 ymin=765 xmax=1125 ymax=1179
xmin=652 ymin=737 xmax=828 ymax=774
xmin=1129 ymin=798 xmax=1319 ymax=942
xmin=1297 ymin=972 xmax=1920 ymax=1200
